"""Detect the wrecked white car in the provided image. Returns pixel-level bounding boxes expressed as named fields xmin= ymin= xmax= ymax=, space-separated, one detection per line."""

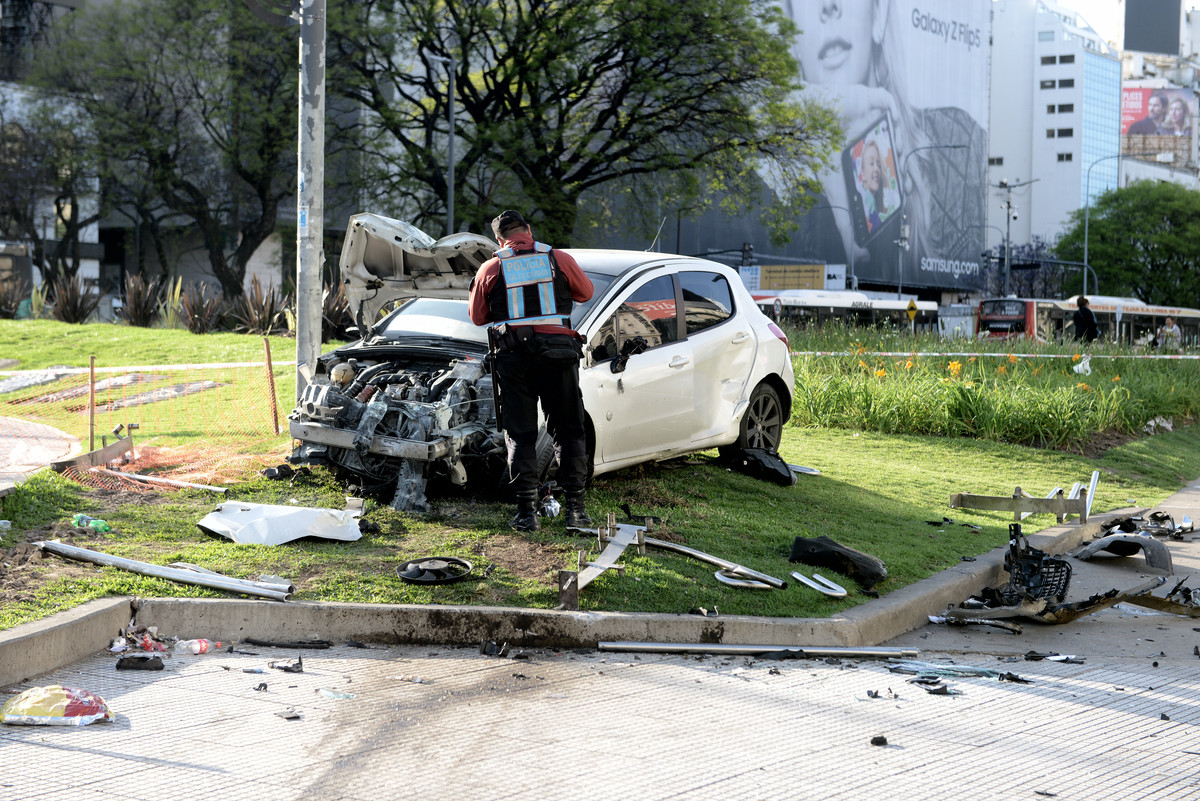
xmin=290 ymin=213 xmax=795 ymax=511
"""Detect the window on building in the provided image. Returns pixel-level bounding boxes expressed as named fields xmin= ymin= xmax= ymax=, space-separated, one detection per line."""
xmin=1057 ymin=152 xmax=1073 ymax=162
xmin=1059 ymin=54 xmax=1075 ymax=63
xmin=1038 ymin=31 xmax=1054 ymax=41
xmin=1058 ymin=78 xmax=1075 ymax=87
xmin=1046 ymin=129 xmax=1056 ymax=138
xmin=1040 ymin=79 xmax=1056 ymax=89
xmin=988 ymin=156 xmax=1004 ymax=166
xmin=1047 ymin=104 xmax=1056 ymax=113
xmin=1057 ymin=128 xmax=1073 ymax=137
xmin=1041 ymin=55 xmax=1057 ymax=64
xmin=1057 ymin=103 xmax=1074 ymax=113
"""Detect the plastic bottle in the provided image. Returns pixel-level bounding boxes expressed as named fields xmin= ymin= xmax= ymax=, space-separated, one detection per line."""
xmin=71 ymin=514 xmax=112 ymax=532
xmin=174 ymin=639 xmax=222 ymax=654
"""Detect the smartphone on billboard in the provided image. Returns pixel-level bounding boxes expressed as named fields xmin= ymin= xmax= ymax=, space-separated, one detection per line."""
xmin=841 ymin=114 xmax=904 ymax=248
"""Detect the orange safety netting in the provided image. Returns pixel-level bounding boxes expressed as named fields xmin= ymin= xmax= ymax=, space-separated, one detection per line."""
xmin=1 ymin=361 xmax=296 ymax=492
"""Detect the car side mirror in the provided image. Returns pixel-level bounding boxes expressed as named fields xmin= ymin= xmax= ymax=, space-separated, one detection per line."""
xmin=610 ymin=336 xmax=649 ymax=374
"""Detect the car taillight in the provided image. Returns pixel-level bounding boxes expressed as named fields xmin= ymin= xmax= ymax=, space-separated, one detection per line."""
xmin=768 ymin=322 xmax=789 ymax=349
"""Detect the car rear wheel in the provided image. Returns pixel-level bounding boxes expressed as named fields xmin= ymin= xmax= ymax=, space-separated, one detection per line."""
xmin=719 ymin=383 xmax=784 ymax=459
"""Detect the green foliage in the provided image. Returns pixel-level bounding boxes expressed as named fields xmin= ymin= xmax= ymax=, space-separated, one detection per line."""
xmin=118 ymin=273 xmax=163 ymax=328
xmin=1055 ymin=180 xmax=1200 ymax=306
xmin=329 ymin=0 xmax=841 ymax=244
xmin=179 ymin=282 xmax=226 ymax=334
xmin=0 ymin=275 xmax=30 ymax=319
xmin=322 ymin=281 xmax=354 ymax=343
xmin=155 ymin=276 xmax=183 ymax=329
xmin=228 ymin=276 xmax=288 ymax=335
xmin=788 ymin=326 xmax=1200 ymax=449
xmin=48 ymin=274 xmax=101 ymax=324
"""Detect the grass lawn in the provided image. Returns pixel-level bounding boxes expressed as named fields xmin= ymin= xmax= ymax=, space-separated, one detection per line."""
xmin=2 ymin=319 xmax=1199 ymax=629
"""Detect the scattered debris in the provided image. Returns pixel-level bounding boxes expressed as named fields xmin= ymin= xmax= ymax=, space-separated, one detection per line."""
xmin=950 ymin=471 xmax=1098 ymax=524
xmin=789 ymin=535 xmax=886 ymax=590
xmin=1 ymin=686 xmax=113 ymax=726
xmin=724 ymin=448 xmax=797 ymax=486
xmin=791 ymin=571 xmax=848 ymax=598
xmin=1074 ymin=534 xmax=1173 ymax=572
xmin=245 ymin=638 xmax=331 ymax=650
xmin=197 ymin=498 xmax=364 ymax=546
xmin=688 ymin=606 xmax=719 ymax=617
xmin=316 ymin=688 xmax=355 ymax=700
xmin=396 ymin=556 xmax=474 ymax=585
xmin=36 ymin=540 xmax=292 ymax=601
xmin=480 ymin=640 xmax=510 ymax=657
xmin=116 ymin=655 xmax=164 ymax=671
xmin=275 ymin=707 xmax=301 ymax=719
xmin=268 ymin=656 xmax=304 ymax=673
xmin=870 ymin=735 xmax=888 ymax=746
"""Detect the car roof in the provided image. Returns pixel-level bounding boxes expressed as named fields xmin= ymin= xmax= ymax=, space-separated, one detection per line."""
xmin=561 ymin=248 xmax=729 ymax=277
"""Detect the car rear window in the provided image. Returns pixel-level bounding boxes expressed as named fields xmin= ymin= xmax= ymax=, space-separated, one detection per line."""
xmin=679 ymin=271 xmax=733 ymax=335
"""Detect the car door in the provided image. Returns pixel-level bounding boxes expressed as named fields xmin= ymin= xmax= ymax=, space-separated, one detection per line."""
xmin=679 ymin=270 xmax=756 ymax=445
xmin=580 ymin=272 xmax=695 ymax=465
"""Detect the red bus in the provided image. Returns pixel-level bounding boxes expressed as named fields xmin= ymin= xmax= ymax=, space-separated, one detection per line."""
xmin=976 ymin=295 xmax=1200 ymax=348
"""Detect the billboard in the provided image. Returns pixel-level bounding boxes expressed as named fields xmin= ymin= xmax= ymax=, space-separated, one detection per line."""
xmin=1121 ymin=86 xmax=1195 ymax=137
xmin=784 ymin=0 xmax=990 ymax=292
xmin=1124 ymin=0 xmax=1181 ymax=56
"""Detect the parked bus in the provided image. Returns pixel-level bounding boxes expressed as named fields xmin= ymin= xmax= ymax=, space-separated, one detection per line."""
xmin=752 ymin=289 xmax=939 ymax=333
xmin=976 ymin=295 xmax=1200 ymax=348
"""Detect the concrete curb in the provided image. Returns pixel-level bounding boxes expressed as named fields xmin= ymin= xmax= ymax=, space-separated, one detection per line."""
xmin=0 ymin=510 xmax=1125 ymax=688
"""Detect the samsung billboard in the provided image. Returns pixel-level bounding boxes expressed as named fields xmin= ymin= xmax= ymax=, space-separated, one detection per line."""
xmin=783 ymin=0 xmax=990 ymax=292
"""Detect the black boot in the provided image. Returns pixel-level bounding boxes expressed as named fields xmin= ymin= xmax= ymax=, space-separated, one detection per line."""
xmin=509 ymin=458 xmax=540 ymax=532
xmin=564 ymin=492 xmax=593 ymax=529
xmin=559 ymin=456 xmax=593 ymax=529
xmin=511 ymin=496 xmax=540 ymax=532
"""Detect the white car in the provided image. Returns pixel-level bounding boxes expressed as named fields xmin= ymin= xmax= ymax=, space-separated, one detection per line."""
xmin=290 ymin=213 xmax=795 ymax=510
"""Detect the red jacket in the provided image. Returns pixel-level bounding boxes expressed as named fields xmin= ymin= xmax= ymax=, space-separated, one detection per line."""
xmin=468 ymin=231 xmax=593 ymax=336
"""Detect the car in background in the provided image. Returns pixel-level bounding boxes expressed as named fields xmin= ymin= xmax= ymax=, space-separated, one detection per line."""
xmin=290 ymin=213 xmax=795 ymax=510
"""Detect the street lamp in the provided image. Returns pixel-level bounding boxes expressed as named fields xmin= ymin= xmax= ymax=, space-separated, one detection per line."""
xmin=426 ymin=53 xmax=456 ymax=236
xmin=1082 ymin=153 xmax=1121 ymax=296
xmin=896 ymin=144 xmax=966 ymax=298
xmin=811 ymin=205 xmax=856 ymax=290
xmin=993 ymin=178 xmax=1038 ymax=296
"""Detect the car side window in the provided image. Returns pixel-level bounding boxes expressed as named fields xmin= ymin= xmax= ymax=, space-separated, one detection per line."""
xmin=679 ymin=271 xmax=733 ymax=335
xmin=588 ymin=275 xmax=678 ymax=362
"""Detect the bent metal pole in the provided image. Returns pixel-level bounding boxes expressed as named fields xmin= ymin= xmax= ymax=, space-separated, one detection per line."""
xmin=35 ymin=540 xmax=292 ymax=602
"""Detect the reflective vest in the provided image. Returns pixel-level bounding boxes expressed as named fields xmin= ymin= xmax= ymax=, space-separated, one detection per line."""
xmin=486 ymin=242 xmax=573 ymax=327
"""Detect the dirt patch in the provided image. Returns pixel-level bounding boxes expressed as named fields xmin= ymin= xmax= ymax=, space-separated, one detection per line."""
xmin=1061 ymin=429 xmax=1143 ymax=459
xmin=475 ymin=534 xmax=569 ymax=586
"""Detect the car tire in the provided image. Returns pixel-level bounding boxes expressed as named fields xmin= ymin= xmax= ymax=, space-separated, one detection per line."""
xmin=719 ymin=383 xmax=784 ymax=459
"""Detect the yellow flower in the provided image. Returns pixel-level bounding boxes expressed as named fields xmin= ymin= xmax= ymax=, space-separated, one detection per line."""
xmin=1072 ymin=354 xmax=1081 ymax=362
xmin=1033 ymin=365 xmax=1042 ymax=375
xmin=1112 ymin=375 xmax=1120 ymax=382
xmin=968 ymin=357 xmax=976 ymax=363
xmin=948 ymin=360 xmax=962 ymax=377
xmin=1077 ymin=382 xmax=1091 ymax=391
xmin=997 ymin=364 xmax=1007 ymax=375
xmin=859 ymin=359 xmax=868 ymax=369
xmin=1007 ymin=353 xmax=1018 ymax=363
xmin=874 ymin=368 xmax=886 ymax=378
xmin=904 ymin=359 xmax=913 ymax=370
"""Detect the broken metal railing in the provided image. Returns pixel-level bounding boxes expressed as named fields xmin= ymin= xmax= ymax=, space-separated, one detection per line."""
xmin=949 ymin=470 xmax=1099 ymax=524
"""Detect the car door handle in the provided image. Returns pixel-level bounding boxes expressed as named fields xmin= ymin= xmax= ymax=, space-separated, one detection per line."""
xmin=731 ymin=332 xmax=750 ymax=344
xmin=669 ymin=356 xmax=690 ymax=368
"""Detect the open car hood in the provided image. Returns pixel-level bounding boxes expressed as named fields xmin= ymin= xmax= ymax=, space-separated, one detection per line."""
xmin=340 ymin=213 xmax=497 ymax=332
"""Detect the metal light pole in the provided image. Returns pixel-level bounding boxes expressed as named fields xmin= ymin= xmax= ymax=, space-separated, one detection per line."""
xmin=896 ymin=144 xmax=965 ymax=298
xmin=992 ymin=178 xmax=1038 ymax=297
xmin=1083 ymin=153 xmax=1122 ymax=297
xmin=811 ymin=205 xmax=856 ymax=289
xmin=427 ymin=54 xmax=456 ymax=236
xmin=295 ymin=0 xmax=326 ymax=399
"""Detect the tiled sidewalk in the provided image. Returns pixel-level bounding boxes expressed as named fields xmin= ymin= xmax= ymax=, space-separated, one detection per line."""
xmin=4 ymin=643 xmax=1199 ymax=800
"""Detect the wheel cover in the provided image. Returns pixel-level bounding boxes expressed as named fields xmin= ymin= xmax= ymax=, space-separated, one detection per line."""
xmin=396 ymin=556 xmax=474 ymax=585
xmin=745 ymin=391 xmax=782 ymax=451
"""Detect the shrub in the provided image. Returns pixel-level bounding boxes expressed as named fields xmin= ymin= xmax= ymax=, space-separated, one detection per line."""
xmin=0 ymin=276 xmax=30 ymax=319
xmin=228 ymin=276 xmax=285 ymax=335
xmin=322 ymin=281 xmax=355 ymax=342
xmin=156 ymin=277 xmax=183 ymax=329
xmin=48 ymin=274 xmax=101 ymax=324
xmin=117 ymin=273 xmax=162 ymax=328
xmin=179 ymin=282 xmax=226 ymax=334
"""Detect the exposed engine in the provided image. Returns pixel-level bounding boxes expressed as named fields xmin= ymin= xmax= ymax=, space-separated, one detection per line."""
xmin=289 ymin=354 xmax=504 ymax=511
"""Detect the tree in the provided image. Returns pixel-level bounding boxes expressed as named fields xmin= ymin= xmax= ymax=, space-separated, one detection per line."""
xmin=328 ymin=0 xmax=841 ymax=244
xmin=1055 ymin=180 xmax=1200 ymax=307
xmin=0 ymin=95 xmax=101 ymax=287
xmin=28 ymin=0 xmax=299 ymax=297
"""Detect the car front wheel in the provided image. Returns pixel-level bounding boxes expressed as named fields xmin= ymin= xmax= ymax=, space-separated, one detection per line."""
xmin=720 ymin=383 xmax=784 ymax=458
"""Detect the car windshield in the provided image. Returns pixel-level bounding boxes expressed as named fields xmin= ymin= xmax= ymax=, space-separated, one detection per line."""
xmin=376 ymin=272 xmax=614 ymax=341
xmin=379 ymin=298 xmax=486 ymax=344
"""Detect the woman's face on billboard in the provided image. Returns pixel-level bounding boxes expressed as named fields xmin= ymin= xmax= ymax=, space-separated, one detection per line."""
xmin=795 ymin=0 xmax=877 ymax=86
xmin=862 ymin=141 xmax=883 ymax=192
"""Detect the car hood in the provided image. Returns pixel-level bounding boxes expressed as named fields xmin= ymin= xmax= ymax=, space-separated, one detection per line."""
xmin=340 ymin=213 xmax=498 ymax=332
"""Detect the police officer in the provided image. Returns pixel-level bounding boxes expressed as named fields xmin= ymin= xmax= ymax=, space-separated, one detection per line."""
xmin=468 ymin=210 xmax=594 ymax=532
